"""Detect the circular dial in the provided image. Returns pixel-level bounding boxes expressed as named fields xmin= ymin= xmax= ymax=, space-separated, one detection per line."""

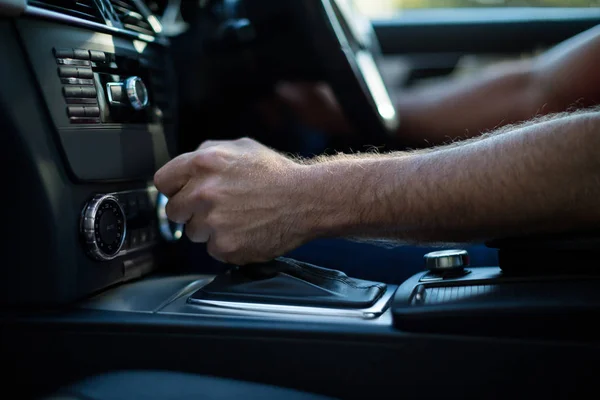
xmin=424 ymin=249 xmax=470 ymax=272
xmin=81 ymin=195 xmax=127 ymax=261
xmin=124 ymin=76 xmax=149 ymax=110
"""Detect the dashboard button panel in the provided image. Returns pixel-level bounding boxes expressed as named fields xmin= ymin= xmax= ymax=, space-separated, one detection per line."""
xmin=84 ymin=106 xmax=100 ymax=117
xmin=55 ymin=50 xmax=100 ymax=124
xmin=58 ymin=66 xmax=78 ymax=77
xmin=89 ymin=50 xmax=107 ymax=63
xmin=73 ymin=48 xmax=90 ymax=60
xmin=67 ymin=106 xmax=85 ymax=117
xmin=80 ymin=188 xmax=162 ymax=261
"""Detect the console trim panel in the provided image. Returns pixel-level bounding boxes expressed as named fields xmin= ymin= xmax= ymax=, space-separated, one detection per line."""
xmin=186 ymin=280 xmax=396 ymax=320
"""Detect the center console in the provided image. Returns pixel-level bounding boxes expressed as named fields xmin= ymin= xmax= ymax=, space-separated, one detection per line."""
xmin=0 ymin=0 xmax=181 ymax=305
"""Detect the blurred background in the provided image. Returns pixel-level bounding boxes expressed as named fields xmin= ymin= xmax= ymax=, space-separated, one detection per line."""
xmin=354 ymin=0 xmax=599 ymax=18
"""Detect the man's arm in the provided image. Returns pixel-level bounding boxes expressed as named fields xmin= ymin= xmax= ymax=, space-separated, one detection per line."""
xmin=396 ymin=25 xmax=600 ymax=146
xmin=308 ymin=110 xmax=600 ymax=244
xmin=155 ymin=110 xmax=600 ymax=265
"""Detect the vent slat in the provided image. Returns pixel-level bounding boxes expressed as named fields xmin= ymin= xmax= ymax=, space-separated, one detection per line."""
xmin=109 ymin=0 xmax=155 ymax=36
xmin=30 ymin=0 xmax=104 ymax=23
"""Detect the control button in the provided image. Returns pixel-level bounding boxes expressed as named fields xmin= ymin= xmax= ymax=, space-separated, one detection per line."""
xmin=126 ymin=195 xmax=139 ymax=218
xmin=424 ymin=249 xmax=470 ymax=272
xmin=89 ymin=50 xmax=106 ymax=63
xmin=54 ymin=48 xmax=74 ymax=58
xmin=84 ymin=106 xmax=100 ymax=117
xmin=108 ymin=84 xmax=124 ymax=103
xmin=61 ymin=78 xmax=95 ymax=86
xmin=137 ymin=192 xmax=150 ymax=211
xmin=129 ymin=229 xmax=140 ymax=248
xmin=73 ymin=49 xmax=90 ymax=60
xmin=67 ymin=106 xmax=85 ymax=117
xmin=56 ymin=59 xmax=91 ymax=67
xmin=126 ymin=77 xmax=149 ymax=110
xmin=81 ymin=87 xmax=97 ymax=98
xmin=139 ymin=229 xmax=149 ymax=244
xmin=106 ymin=77 xmax=149 ymax=110
xmin=63 ymin=86 xmax=83 ymax=98
xmin=58 ymin=66 xmax=78 ymax=77
xmin=77 ymin=68 xmax=93 ymax=79
xmin=80 ymin=194 xmax=127 ymax=261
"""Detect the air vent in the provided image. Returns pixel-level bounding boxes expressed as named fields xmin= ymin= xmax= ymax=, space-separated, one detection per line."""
xmin=110 ymin=0 xmax=155 ymax=36
xmin=29 ymin=0 xmax=104 ymax=23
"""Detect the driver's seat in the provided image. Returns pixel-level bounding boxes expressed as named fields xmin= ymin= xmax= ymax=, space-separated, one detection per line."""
xmin=42 ymin=370 xmax=334 ymax=400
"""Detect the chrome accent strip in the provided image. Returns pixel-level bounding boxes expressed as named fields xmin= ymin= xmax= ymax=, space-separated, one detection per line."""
xmin=24 ymin=5 xmax=169 ymax=46
xmin=187 ymin=284 xmax=395 ymax=320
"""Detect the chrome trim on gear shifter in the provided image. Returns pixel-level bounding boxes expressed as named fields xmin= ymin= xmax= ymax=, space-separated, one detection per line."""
xmin=186 ymin=284 xmax=396 ymax=320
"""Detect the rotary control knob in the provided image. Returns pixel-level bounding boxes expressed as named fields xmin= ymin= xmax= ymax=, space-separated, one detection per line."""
xmin=106 ymin=76 xmax=149 ymax=110
xmin=81 ymin=194 xmax=127 ymax=261
xmin=424 ymin=249 xmax=470 ymax=273
xmin=156 ymin=192 xmax=184 ymax=242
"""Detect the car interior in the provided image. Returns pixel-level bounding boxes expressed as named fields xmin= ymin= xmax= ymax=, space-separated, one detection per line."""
xmin=2 ymin=0 xmax=600 ymax=398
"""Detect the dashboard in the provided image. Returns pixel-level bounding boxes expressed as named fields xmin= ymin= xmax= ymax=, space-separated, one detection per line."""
xmin=0 ymin=0 xmax=181 ymax=305
xmin=3 ymin=2 xmax=600 ymax=399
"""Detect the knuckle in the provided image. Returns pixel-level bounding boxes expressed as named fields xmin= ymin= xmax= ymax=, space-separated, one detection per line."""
xmin=190 ymin=152 xmax=209 ymax=172
xmin=198 ymin=140 xmax=216 ymax=149
xmin=205 ymin=211 xmax=225 ymax=229
xmin=237 ymin=137 xmax=254 ymax=145
xmin=193 ymin=148 xmax=228 ymax=170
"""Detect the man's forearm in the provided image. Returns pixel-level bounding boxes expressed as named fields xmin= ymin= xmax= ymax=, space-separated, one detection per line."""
xmin=394 ymin=60 xmax=539 ymax=146
xmin=304 ymin=111 xmax=600 ymax=243
xmin=395 ymin=26 xmax=600 ymax=148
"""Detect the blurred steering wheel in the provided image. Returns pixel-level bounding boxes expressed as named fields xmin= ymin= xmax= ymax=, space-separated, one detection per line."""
xmin=288 ymin=0 xmax=400 ymax=140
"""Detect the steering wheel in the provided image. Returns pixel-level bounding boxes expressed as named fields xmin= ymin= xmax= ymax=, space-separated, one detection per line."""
xmin=287 ymin=0 xmax=400 ymax=140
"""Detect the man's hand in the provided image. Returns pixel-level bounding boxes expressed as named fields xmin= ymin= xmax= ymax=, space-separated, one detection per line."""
xmin=153 ymin=138 xmax=316 ymax=265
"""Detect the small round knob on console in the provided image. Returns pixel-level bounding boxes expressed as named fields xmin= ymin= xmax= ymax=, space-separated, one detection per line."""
xmin=424 ymin=249 xmax=469 ymax=273
xmin=124 ymin=76 xmax=149 ymax=110
xmin=156 ymin=193 xmax=184 ymax=242
xmin=81 ymin=194 xmax=127 ymax=261
xmin=106 ymin=76 xmax=149 ymax=110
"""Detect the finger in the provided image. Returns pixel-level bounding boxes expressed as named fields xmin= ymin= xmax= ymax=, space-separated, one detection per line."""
xmin=198 ymin=140 xmax=228 ymax=150
xmin=185 ymin=215 xmax=211 ymax=243
xmin=164 ymin=179 xmax=204 ymax=224
xmin=154 ymin=152 xmax=195 ymax=198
